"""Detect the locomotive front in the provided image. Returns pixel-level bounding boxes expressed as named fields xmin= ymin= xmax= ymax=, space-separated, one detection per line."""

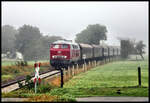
xmin=50 ymin=41 xmax=71 ymax=69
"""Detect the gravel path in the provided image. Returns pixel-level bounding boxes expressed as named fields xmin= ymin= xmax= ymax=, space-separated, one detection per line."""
xmin=76 ymin=97 xmax=149 ymax=102
xmin=2 ymin=98 xmax=28 ymax=102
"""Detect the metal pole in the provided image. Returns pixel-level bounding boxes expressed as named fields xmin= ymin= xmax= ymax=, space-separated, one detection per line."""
xmin=35 ymin=80 xmax=37 ymax=93
xmin=138 ymin=66 xmax=141 ymax=87
xmin=60 ymin=68 xmax=64 ymax=88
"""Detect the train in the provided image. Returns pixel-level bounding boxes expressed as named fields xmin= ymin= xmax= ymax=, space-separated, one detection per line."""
xmin=50 ymin=40 xmax=120 ymax=69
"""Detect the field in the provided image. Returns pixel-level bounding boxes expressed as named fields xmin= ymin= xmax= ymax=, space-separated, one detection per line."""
xmin=1 ymin=60 xmax=50 ymax=83
xmin=49 ymin=56 xmax=148 ymax=100
xmin=2 ymin=56 xmax=149 ymax=102
xmin=2 ymin=60 xmax=49 ymax=66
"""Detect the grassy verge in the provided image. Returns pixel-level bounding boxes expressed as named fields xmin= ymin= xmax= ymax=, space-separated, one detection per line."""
xmin=2 ymin=60 xmax=49 ymax=66
xmin=1 ymin=61 xmax=50 ymax=83
xmin=2 ymin=57 xmax=149 ymax=102
xmin=50 ymin=58 xmax=148 ymax=100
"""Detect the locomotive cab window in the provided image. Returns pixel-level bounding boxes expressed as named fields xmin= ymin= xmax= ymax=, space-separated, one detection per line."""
xmin=51 ymin=44 xmax=59 ymax=48
xmin=61 ymin=44 xmax=69 ymax=49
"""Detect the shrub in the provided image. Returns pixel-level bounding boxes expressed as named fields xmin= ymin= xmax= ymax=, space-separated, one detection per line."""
xmin=15 ymin=61 xmax=28 ymax=66
xmin=25 ymin=75 xmax=34 ymax=90
xmin=37 ymin=83 xmax=53 ymax=93
xmin=17 ymin=80 xmax=23 ymax=88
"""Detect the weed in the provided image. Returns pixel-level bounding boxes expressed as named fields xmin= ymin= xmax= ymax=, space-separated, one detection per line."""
xmin=37 ymin=83 xmax=53 ymax=93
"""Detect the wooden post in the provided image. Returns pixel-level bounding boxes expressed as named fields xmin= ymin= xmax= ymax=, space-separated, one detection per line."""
xmin=77 ymin=64 xmax=79 ymax=74
xmin=70 ymin=67 xmax=72 ymax=77
xmin=95 ymin=60 xmax=97 ymax=67
xmin=89 ymin=62 xmax=91 ymax=69
xmin=72 ymin=65 xmax=74 ymax=76
xmin=63 ymin=69 xmax=65 ymax=81
xmin=68 ymin=66 xmax=70 ymax=78
xmin=85 ymin=63 xmax=87 ymax=71
xmin=82 ymin=64 xmax=84 ymax=72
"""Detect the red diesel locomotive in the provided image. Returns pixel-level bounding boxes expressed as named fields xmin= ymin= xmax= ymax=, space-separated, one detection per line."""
xmin=50 ymin=40 xmax=80 ymax=68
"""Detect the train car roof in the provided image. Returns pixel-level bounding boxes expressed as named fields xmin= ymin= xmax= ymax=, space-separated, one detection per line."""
xmin=79 ymin=43 xmax=93 ymax=48
xmin=109 ymin=45 xmax=120 ymax=49
xmin=92 ymin=44 xmax=100 ymax=47
xmin=100 ymin=45 xmax=108 ymax=48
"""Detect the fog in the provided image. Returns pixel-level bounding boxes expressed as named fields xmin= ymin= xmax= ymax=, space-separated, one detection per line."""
xmin=2 ymin=1 xmax=148 ymax=51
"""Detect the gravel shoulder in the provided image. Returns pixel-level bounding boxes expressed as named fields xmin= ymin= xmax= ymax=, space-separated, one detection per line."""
xmin=76 ymin=96 xmax=149 ymax=102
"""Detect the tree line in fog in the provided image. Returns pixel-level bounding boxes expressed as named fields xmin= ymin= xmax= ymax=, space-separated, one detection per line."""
xmin=2 ymin=25 xmax=62 ymax=60
xmin=2 ymin=24 xmax=108 ymax=60
xmin=2 ymin=24 xmax=145 ymax=60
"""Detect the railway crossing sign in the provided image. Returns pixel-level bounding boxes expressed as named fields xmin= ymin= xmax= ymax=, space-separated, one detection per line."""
xmin=34 ymin=62 xmax=41 ymax=84
xmin=34 ymin=62 xmax=41 ymax=93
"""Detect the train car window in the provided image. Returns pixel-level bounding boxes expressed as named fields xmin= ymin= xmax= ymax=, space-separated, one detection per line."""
xmin=73 ymin=45 xmax=75 ymax=49
xmin=61 ymin=44 xmax=69 ymax=49
xmin=75 ymin=45 xmax=78 ymax=49
xmin=72 ymin=45 xmax=78 ymax=49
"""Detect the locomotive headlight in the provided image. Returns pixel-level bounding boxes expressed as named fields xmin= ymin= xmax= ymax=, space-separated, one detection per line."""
xmin=52 ymin=56 xmax=56 ymax=58
xmin=64 ymin=56 xmax=67 ymax=58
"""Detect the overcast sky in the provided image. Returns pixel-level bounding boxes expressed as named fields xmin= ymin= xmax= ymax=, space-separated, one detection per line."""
xmin=2 ymin=1 xmax=148 ymax=48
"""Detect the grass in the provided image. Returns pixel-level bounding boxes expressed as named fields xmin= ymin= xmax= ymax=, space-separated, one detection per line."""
xmin=2 ymin=61 xmax=16 ymax=66
xmin=49 ymin=57 xmax=148 ymax=100
xmin=1 ymin=61 xmax=50 ymax=83
xmin=2 ymin=56 xmax=149 ymax=102
xmin=2 ymin=60 xmax=49 ymax=66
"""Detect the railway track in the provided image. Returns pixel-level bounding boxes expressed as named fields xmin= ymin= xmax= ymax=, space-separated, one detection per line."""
xmin=2 ymin=58 xmax=118 ymax=93
xmin=1 ymin=66 xmax=53 ymax=88
xmin=2 ymin=67 xmax=60 ymax=93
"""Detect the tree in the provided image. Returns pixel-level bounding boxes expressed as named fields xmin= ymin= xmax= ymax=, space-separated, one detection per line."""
xmin=33 ymin=35 xmax=63 ymax=60
xmin=15 ymin=24 xmax=42 ymax=60
xmin=119 ymin=38 xmax=136 ymax=58
xmin=2 ymin=25 xmax=18 ymax=53
xmin=75 ymin=24 xmax=107 ymax=45
xmin=119 ymin=37 xmax=146 ymax=60
xmin=135 ymin=41 xmax=146 ymax=60
xmin=14 ymin=24 xmax=64 ymax=60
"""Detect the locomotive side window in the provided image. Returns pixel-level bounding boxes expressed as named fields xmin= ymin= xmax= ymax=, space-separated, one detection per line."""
xmin=61 ymin=44 xmax=69 ymax=49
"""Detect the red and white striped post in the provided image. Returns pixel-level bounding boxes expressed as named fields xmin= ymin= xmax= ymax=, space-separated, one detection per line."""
xmin=34 ymin=62 xmax=41 ymax=93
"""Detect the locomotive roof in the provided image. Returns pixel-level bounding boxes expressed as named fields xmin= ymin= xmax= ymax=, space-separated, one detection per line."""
xmin=53 ymin=40 xmax=78 ymax=45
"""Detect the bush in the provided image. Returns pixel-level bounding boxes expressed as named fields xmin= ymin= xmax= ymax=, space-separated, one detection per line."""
xmin=17 ymin=80 xmax=23 ymax=88
xmin=15 ymin=61 xmax=28 ymax=66
xmin=25 ymin=75 xmax=34 ymax=89
xmin=37 ymin=83 xmax=53 ymax=93
xmin=17 ymin=75 xmax=34 ymax=89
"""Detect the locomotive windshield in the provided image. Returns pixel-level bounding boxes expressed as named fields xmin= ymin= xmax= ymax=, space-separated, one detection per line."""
xmin=61 ymin=44 xmax=69 ymax=49
xmin=51 ymin=44 xmax=59 ymax=48
xmin=51 ymin=44 xmax=69 ymax=49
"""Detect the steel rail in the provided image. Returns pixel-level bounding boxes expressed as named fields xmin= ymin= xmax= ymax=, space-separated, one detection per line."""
xmin=1 ymin=69 xmax=60 ymax=93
